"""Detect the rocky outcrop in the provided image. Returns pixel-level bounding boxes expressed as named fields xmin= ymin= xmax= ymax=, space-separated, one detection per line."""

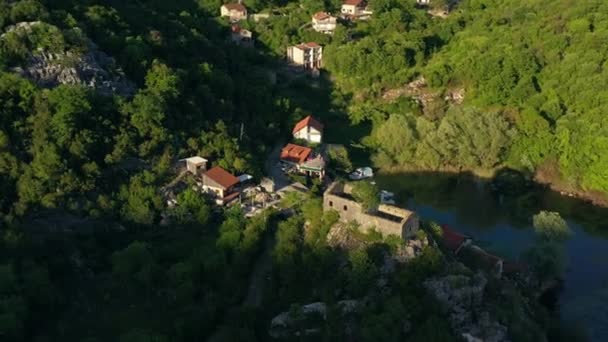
xmin=0 ymin=21 xmax=43 ymax=38
xmin=3 ymin=22 xmax=136 ymax=96
xmin=326 ymin=221 xmax=427 ymax=260
xmin=12 ymin=49 xmax=136 ymax=96
xmin=424 ymin=272 xmax=509 ymax=342
xmin=381 ymin=76 xmax=466 ymax=114
xmin=269 ymin=300 xmax=360 ymax=338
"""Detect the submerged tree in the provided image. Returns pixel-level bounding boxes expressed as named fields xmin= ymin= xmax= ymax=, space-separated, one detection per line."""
xmin=525 ymin=211 xmax=572 ymax=282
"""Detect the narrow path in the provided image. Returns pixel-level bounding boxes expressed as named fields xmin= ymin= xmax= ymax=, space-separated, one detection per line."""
xmin=265 ymin=142 xmax=290 ymax=192
xmin=244 ymin=233 xmax=275 ymax=307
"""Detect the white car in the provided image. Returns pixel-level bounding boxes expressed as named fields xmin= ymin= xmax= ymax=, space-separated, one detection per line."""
xmin=380 ymin=190 xmax=395 ymax=205
xmin=349 ymin=167 xmax=374 ymax=180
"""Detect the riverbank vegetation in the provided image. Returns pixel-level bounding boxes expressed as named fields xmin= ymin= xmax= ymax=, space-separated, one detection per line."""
xmin=322 ymin=0 xmax=608 ymax=202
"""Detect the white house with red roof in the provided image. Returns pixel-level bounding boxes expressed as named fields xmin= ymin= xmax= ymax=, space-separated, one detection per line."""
xmin=201 ymin=166 xmax=241 ymax=205
xmin=292 ymin=115 xmax=323 ymax=143
xmin=341 ymin=0 xmax=372 ymax=19
xmin=220 ymin=3 xmax=248 ymax=22
xmin=312 ymin=12 xmax=337 ymax=34
xmin=286 ymin=42 xmax=323 ymax=69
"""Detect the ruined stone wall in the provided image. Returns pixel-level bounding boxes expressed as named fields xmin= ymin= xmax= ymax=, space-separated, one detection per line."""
xmin=323 ymin=182 xmax=419 ymax=239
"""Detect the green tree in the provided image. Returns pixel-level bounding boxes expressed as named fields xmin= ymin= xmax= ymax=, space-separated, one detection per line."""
xmin=532 ymin=211 xmax=571 ymax=241
xmin=351 ymin=181 xmax=380 ymax=211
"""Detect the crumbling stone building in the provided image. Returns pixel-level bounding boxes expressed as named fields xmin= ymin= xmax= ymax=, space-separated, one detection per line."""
xmin=323 ymin=182 xmax=419 ymax=239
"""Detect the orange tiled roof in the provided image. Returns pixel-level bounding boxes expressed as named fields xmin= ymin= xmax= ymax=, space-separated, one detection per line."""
xmin=292 ymin=115 xmax=323 ymax=134
xmin=313 ymin=12 xmax=331 ymax=20
xmin=343 ymin=0 xmax=364 ymax=6
xmin=280 ymin=144 xmax=312 ymax=164
xmin=204 ymin=166 xmax=239 ymax=189
xmin=295 ymin=42 xmax=321 ymax=50
xmin=223 ymin=3 xmax=247 ymax=12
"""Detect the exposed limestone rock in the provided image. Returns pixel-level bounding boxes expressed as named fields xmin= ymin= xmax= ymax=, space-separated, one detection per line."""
xmin=327 ymin=222 xmax=366 ymax=250
xmin=1 ymin=21 xmax=43 ymax=38
xmin=269 ymin=300 xmax=360 ymax=338
xmin=445 ymin=87 xmax=465 ymax=104
xmin=2 ymin=22 xmax=136 ymax=96
xmin=13 ymin=49 xmax=136 ymax=96
xmin=424 ymin=272 xmax=510 ymax=342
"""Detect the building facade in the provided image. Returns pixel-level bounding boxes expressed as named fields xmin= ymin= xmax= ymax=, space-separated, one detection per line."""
xmin=312 ymin=12 xmax=337 ymax=34
xmin=323 ymin=182 xmax=419 ymax=239
xmin=286 ymin=42 xmax=323 ymax=69
xmin=292 ymin=115 xmax=323 ymax=143
xmin=220 ymin=3 xmax=248 ymax=22
xmin=201 ymin=166 xmax=240 ymax=205
xmin=185 ymin=156 xmax=208 ymax=175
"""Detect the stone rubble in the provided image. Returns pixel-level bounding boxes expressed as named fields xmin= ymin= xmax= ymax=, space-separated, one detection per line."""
xmin=424 ymin=272 xmax=510 ymax=342
xmin=269 ymin=300 xmax=360 ymax=338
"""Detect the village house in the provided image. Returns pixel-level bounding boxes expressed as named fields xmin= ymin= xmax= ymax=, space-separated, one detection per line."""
xmin=286 ymin=42 xmax=322 ymax=70
xmin=312 ymin=12 xmax=337 ymax=34
xmin=201 ymin=166 xmax=241 ymax=205
xmin=292 ymin=115 xmax=323 ymax=144
xmin=341 ymin=0 xmax=372 ymax=19
xmin=323 ymin=182 xmax=420 ymax=239
xmin=185 ymin=156 xmax=208 ymax=176
xmin=231 ymin=24 xmax=253 ymax=47
xmin=220 ymin=3 xmax=248 ymax=22
xmin=280 ymin=143 xmax=326 ymax=179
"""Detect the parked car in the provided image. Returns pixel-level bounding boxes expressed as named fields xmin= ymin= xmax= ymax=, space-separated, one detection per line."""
xmin=349 ymin=167 xmax=374 ymax=180
xmin=380 ymin=190 xmax=395 ymax=205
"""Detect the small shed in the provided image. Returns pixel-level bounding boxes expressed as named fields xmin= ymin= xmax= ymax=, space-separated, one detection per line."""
xmin=186 ymin=156 xmax=208 ymax=175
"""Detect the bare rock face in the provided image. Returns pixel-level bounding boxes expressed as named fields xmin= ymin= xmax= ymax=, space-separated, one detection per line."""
xmin=13 ymin=49 xmax=136 ymax=96
xmin=0 ymin=21 xmax=43 ymax=37
xmin=445 ymin=87 xmax=465 ymax=104
xmin=269 ymin=300 xmax=360 ymax=338
xmin=3 ymin=22 xmax=136 ymax=96
xmin=424 ymin=272 xmax=509 ymax=342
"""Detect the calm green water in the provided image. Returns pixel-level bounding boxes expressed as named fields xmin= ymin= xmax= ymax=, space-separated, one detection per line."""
xmin=376 ymin=172 xmax=608 ymax=341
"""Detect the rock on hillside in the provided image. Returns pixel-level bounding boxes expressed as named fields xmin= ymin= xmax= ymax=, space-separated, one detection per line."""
xmin=424 ymin=272 xmax=510 ymax=342
xmin=3 ymin=22 xmax=136 ymax=96
xmin=12 ymin=49 xmax=136 ymax=96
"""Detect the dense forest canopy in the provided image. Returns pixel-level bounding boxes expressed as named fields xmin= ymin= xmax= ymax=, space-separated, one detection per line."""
xmin=0 ymin=0 xmax=603 ymax=340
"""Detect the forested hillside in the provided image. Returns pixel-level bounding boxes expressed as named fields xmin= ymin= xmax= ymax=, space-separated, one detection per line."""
xmin=321 ymin=0 xmax=608 ymax=201
xmin=0 ymin=0 xmax=602 ymax=340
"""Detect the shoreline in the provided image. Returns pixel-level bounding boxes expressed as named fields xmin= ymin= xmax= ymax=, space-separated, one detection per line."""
xmin=376 ymin=165 xmax=608 ymax=208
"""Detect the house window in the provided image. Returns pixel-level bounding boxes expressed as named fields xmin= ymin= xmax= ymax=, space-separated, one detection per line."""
xmin=329 ymin=201 xmax=333 ymax=207
xmin=343 ymin=205 xmax=348 ymax=211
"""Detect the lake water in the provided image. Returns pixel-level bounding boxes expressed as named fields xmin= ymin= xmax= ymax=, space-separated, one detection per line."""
xmin=376 ymin=172 xmax=608 ymax=341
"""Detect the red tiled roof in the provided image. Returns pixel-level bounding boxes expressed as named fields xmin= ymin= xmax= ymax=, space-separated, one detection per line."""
xmin=295 ymin=42 xmax=321 ymax=50
xmin=292 ymin=115 xmax=323 ymax=134
xmin=204 ymin=166 xmax=239 ymax=189
xmin=222 ymin=191 xmax=241 ymax=204
xmin=313 ymin=12 xmax=331 ymax=20
xmin=440 ymin=225 xmax=469 ymax=252
xmin=223 ymin=3 xmax=247 ymax=12
xmin=343 ymin=0 xmax=364 ymax=6
xmin=280 ymin=144 xmax=312 ymax=164
xmin=231 ymin=24 xmax=241 ymax=32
